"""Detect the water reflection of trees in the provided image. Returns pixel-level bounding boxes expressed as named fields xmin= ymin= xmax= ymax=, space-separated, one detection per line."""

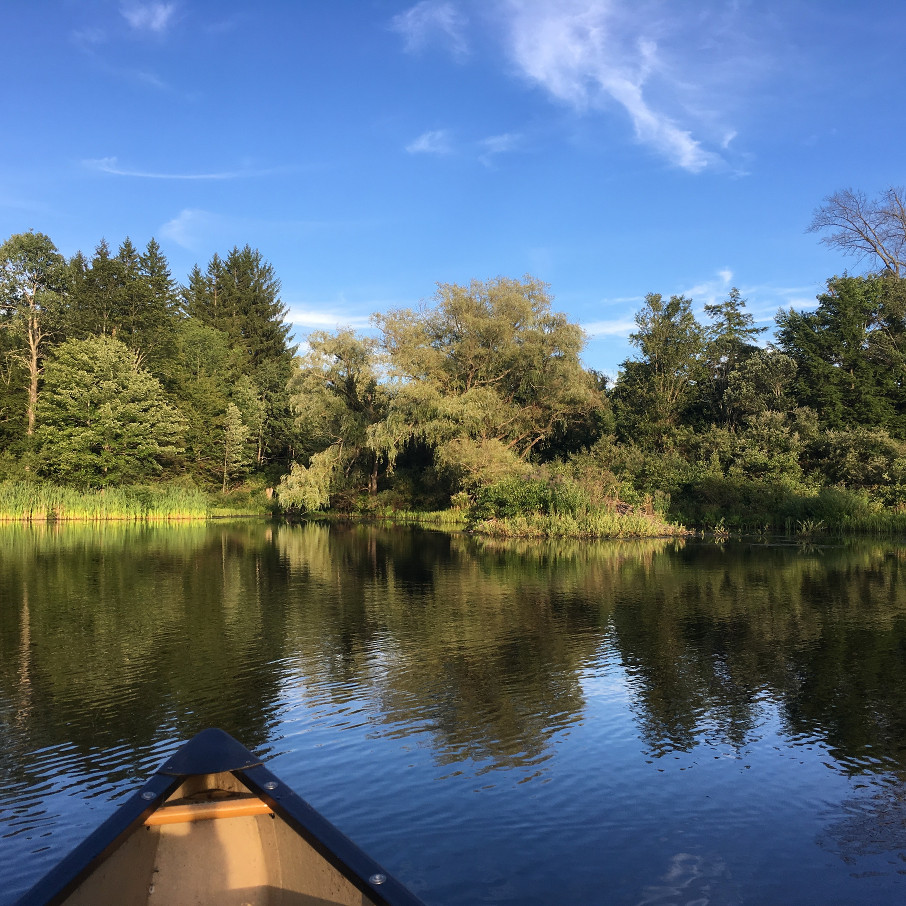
xmin=0 ymin=521 xmax=289 ymax=787
xmin=276 ymin=528 xmax=906 ymax=774
xmin=3 ymin=522 xmax=906 ymax=787
xmin=276 ymin=525 xmax=599 ymax=769
xmin=608 ymin=542 xmax=906 ymax=768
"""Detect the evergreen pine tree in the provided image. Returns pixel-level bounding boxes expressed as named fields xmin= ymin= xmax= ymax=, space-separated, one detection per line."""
xmin=181 ymin=246 xmax=296 ymax=469
xmin=776 ymin=275 xmax=905 ymax=436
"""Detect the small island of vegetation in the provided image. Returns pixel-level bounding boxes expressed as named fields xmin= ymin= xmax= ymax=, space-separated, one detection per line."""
xmin=2 ymin=186 xmax=906 ymax=536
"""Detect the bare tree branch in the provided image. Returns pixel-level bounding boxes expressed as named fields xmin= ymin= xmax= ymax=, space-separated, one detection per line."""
xmin=808 ymin=187 xmax=906 ymax=276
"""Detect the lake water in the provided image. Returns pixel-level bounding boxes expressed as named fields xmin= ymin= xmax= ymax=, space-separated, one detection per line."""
xmin=2 ymin=521 xmax=906 ymax=904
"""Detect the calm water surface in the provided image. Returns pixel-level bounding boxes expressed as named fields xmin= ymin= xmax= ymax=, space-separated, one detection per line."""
xmin=2 ymin=521 xmax=906 ymax=904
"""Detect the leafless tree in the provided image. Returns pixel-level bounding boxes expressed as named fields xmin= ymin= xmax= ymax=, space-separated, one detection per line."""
xmin=808 ymin=187 xmax=906 ymax=277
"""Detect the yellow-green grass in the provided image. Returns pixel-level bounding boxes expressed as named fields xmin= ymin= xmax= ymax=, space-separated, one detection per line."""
xmin=369 ymin=508 xmax=468 ymax=527
xmin=470 ymin=509 xmax=686 ymax=539
xmin=0 ymin=482 xmax=209 ymax=522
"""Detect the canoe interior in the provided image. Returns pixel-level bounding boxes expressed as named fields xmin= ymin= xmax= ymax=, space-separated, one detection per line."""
xmin=61 ymin=771 xmax=380 ymax=906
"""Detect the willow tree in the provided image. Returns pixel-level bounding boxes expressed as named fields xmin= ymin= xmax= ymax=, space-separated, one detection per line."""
xmin=278 ymin=329 xmax=389 ymax=509
xmin=373 ymin=276 xmax=601 ymax=490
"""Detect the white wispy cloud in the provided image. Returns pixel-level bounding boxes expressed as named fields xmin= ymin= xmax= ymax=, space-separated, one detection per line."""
xmin=72 ymin=26 xmax=107 ymax=48
xmin=391 ymin=1 xmax=469 ymax=59
xmin=285 ymin=305 xmax=372 ymax=331
xmin=583 ymin=316 xmax=639 ymax=338
xmin=498 ymin=0 xmax=725 ymax=172
xmin=406 ymin=129 xmax=453 ymax=154
xmin=121 ymin=2 xmax=177 ymax=33
xmin=84 ymin=157 xmax=269 ymax=180
xmin=159 ymin=209 xmax=222 ymax=250
xmin=478 ymin=132 xmax=522 ymax=165
xmin=683 ymin=267 xmax=734 ymax=308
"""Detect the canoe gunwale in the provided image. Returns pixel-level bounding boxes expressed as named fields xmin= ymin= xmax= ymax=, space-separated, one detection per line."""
xmin=15 ymin=728 xmax=426 ymax=906
xmin=14 ymin=769 xmax=185 ymax=906
xmin=237 ymin=760 xmax=425 ymax=906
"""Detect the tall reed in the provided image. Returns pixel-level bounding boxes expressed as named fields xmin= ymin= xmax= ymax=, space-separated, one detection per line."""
xmin=0 ymin=482 xmax=210 ymax=521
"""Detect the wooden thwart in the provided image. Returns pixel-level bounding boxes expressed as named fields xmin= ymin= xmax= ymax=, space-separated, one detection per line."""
xmin=144 ymin=797 xmax=273 ymax=825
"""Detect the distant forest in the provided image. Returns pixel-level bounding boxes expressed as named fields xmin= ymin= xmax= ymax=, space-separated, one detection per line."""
xmin=2 ymin=187 xmax=905 ymax=530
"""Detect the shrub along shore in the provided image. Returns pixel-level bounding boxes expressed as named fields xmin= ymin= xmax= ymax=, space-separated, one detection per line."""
xmin=5 ymin=478 xmax=906 ymax=539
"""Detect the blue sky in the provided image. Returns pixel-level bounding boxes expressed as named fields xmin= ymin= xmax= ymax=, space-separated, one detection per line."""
xmin=3 ymin=1 xmax=904 ymax=373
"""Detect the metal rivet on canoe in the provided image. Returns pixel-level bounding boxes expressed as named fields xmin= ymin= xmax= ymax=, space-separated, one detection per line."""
xmin=141 ymin=791 xmax=156 ymax=800
xmin=263 ymin=781 xmax=278 ymax=791
xmin=369 ymin=874 xmax=387 ymax=886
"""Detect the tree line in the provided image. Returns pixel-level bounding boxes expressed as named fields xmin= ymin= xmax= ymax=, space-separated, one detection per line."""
xmin=280 ymin=186 xmax=906 ymax=529
xmin=279 ymin=269 xmax=906 ymax=528
xmin=0 ymin=233 xmax=294 ymax=491
xmin=3 ymin=186 xmax=905 ymax=528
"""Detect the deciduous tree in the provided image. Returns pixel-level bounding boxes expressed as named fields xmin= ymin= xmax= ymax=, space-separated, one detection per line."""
xmin=0 ymin=232 xmax=68 ymax=436
xmin=612 ymin=293 xmax=704 ymax=438
xmin=373 ymin=276 xmax=600 ymax=489
xmin=808 ymin=187 xmax=906 ymax=276
xmin=35 ymin=336 xmax=185 ymax=487
xmin=280 ymin=329 xmax=389 ymax=509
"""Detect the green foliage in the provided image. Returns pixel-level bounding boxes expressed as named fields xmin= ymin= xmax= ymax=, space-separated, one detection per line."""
xmin=730 ymin=412 xmax=804 ymax=482
xmin=181 ymin=245 xmax=295 ymax=467
xmin=469 ymin=471 xmax=622 ymax=532
xmin=276 ymin=445 xmax=345 ymax=512
xmin=3 ymin=218 xmax=906 ymax=536
xmin=723 ymin=348 xmax=797 ymax=422
xmin=67 ymin=237 xmax=180 ymax=371
xmin=0 ymin=231 xmax=69 ymax=436
xmin=704 ymin=287 xmax=766 ymax=368
xmin=776 ymin=275 xmax=906 ymax=436
xmin=208 ymin=482 xmax=275 ymax=517
xmin=288 ymin=329 xmax=389 ymax=498
xmin=700 ymin=287 xmax=766 ymax=424
xmin=35 ymin=336 xmax=185 ymax=488
xmin=374 ymin=275 xmax=603 ymax=488
xmin=164 ymin=318 xmax=243 ymax=482
xmin=469 ymin=509 xmax=684 ymax=539
xmin=222 ymin=403 xmax=252 ymax=492
xmin=472 ymin=477 xmax=564 ymax=521
xmin=433 ymin=437 xmax=531 ymax=491
xmin=612 ymin=292 xmax=704 ymax=438
xmin=809 ymin=428 xmax=906 ymax=505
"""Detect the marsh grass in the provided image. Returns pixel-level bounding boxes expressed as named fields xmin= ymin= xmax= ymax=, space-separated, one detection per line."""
xmin=470 ymin=509 xmax=685 ymax=539
xmin=370 ymin=508 xmax=468 ymax=527
xmin=0 ymin=482 xmax=210 ymax=521
xmin=209 ymin=487 xmax=274 ymax=518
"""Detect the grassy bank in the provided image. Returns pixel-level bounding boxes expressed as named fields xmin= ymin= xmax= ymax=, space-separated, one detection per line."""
xmin=671 ymin=479 xmax=906 ymax=537
xmin=369 ymin=508 xmax=468 ymax=528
